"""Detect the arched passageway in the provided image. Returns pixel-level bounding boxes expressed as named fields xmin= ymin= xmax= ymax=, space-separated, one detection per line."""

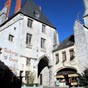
xmin=38 ymin=56 xmax=49 ymax=76
xmin=56 ymin=67 xmax=78 ymax=87
xmin=38 ymin=56 xmax=49 ymax=86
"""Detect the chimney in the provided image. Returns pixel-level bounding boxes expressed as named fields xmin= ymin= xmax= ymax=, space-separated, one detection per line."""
xmin=4 ymin=0 xmax=12 ymax=17
xmin=14 ymin=0 xmax=21 ymax=13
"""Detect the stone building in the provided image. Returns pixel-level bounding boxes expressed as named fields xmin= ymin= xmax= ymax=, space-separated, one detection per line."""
xmin=53 ymin=35 xmax=78 ymax=87
xmin=53 ymin=0 xmax=88 ymax=87
xmin=0 ymin=0 xmax=58 ymax=86
xmin=74 ymin=0 xmax=88 ymax=74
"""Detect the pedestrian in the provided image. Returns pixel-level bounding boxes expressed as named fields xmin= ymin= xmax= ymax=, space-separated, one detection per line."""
xmin=55 ymin=79 xmax=59 ymax=87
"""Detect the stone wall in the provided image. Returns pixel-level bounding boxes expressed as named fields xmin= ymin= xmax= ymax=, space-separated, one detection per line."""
xmin=0 ymin=13 xmax=58 ymax=86
xmin=74 ymin=20 xmax=88 ymax=74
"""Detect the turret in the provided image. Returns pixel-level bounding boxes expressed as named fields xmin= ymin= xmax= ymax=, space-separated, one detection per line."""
xmin=83 ymin=0 xmax=88 ymax=27
xmin=0 ymin=7 xmax=8 ymax=25
xmin=0 ymin=0 xmax=12 ymax=25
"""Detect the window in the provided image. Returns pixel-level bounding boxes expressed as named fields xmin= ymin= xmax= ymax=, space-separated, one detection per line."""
xmin=27 ymin=18 xmax=33 ymax=28
xmin=62 ymin=51 xmax=66 ymax=62
xmin=69 ymin=49 xmax=75 ymax=61
xmin=26 ymin=33 xmax=32 ymax=45
xmin=53 ymin=32 xmax=57 ymax=46
xmin=55 ymin=53 xmax=59 ymax=64
xmin=26 ymin=58 xmax=31 ymax=66
xmin=42 ymin=24 xmax=46 ymax=33
xmin=25 ymin=71 xmax=29 ymax=84
xmin=8 ymin=34 xmax=14 ymax=42
xmin=34 ymin=10 xmax=40 ymax=19
xmin=72 ymin=77 xmax=76 ymax=82
xmin=41 ymin=38 xmax=45 ymax=49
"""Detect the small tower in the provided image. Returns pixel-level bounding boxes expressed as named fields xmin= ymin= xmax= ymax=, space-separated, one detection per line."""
xmin=83 ymin=0 xmax=88 ymax=10
xmin=83 ymin=0 xmax=88 ymax=27
xmin=4 ymin=0 xmax=12 ymax=17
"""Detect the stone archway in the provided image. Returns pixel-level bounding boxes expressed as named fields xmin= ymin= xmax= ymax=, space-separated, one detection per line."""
xmin=38 ymin=56 xmax=49 ymax=86
xmin=57 ymin=67 xmax=77 ymax=75
xmin=38 ymin=56 xmax=49 ymax=77
xmin=56 ymin=67 xmax=78 ymax=87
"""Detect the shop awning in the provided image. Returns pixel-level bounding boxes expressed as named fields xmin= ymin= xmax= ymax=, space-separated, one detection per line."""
xmin=68 ymin=74 xmax=78 ymax=77
xmin=56 ymin=75 xmax=64 ymax=78
xmin=56 ymin=68 xmax=77 ymax=75
xmin=71 ymin=82 xmax=77 ymax=85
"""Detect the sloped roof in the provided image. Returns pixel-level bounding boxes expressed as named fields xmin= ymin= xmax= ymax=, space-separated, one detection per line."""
xmin=0 ymin=0 xmax=55 ymax=29
xmin=19 ymin=0 xmax=55 ymax=28
xmin=53 ymin=35 xmax=74 ymax=52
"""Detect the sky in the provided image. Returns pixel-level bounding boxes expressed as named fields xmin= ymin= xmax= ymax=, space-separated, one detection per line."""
xmin=0 ymin=0 xmax=85 ymax=42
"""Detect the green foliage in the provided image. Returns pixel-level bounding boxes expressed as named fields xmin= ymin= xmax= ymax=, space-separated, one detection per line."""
xmin=22 ymin=71 xmax=36 ymax=87
xmin=22 ymin=82 xmax=39 ymax=87
xmin=26 ymin=83 xmax=39 ymax=87
xmin=79 ymin=68 xmax=88 ymax=87
xmin=25 ymin=71 xmax=36 ymax=87
xmin=28 ymin=71 xmax=35 ymax=84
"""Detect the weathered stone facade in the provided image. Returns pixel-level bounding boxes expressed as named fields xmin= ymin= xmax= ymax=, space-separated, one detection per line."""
xmin=73 ymin=0 xmax=88 ymax=74
xmin=0 ymin=0 xmax=59 ymax=87
xmin=53 ymin=0 xmax=88 ymax=87
xmin=74 ymin=20 xmax=88 ymax=73
xmin=53 ymin=35 xmax=78 ymax=87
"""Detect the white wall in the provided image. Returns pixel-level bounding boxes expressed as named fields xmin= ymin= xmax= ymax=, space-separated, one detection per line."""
xmin=74 ymin=20 xmax=88 ymax=74
xmin=0 ymin=13 xmax=58 ymax=86
xmin=53 ymin=45 xmax=78 ymax=77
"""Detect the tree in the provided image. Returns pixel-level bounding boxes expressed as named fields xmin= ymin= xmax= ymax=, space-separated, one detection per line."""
xmin=29 ymin=71 xmax=35 ymax=84
xmin=79 ymin=68 xmax=88 ymax=87
xmin=25 ymin=71 xmax=35 ymax=86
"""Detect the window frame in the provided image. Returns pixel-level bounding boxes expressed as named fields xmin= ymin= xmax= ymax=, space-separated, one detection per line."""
xmin=26 ymin=33 xmax=32 ymax=46
xmin=8 ymin=34 xmax=14 ymax=42
xmin=41 ymin=38 xmax=46 ymax=49
xmin=53 ymin=32 xmax=57 ymax=46
xmin=34 ymin=10 xmax=40 ymax=19
xmin=26 ymin=58 xmax=31 ymax=66
xmin=69 ymin=49 xmax=75 ymax=61
xmin=62 ymin=51 xmax=66 ymax=63
xmin=42 ymin=24 xmax=46 ymax=33
xmin=55 ymin=53 xmax=59 ymax=64
xmin=27 ymin=18 xmax=33 ymax=28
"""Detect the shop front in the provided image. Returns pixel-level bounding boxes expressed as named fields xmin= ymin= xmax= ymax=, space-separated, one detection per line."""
xmin=56 ymin=68 xmax=79 ymax=87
